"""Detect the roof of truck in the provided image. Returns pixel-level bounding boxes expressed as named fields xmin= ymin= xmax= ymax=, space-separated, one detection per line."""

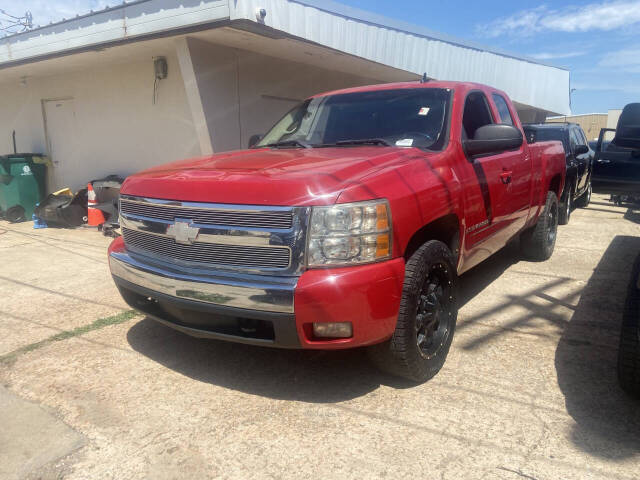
xmin=312 ymin=80 xmax=503 ymax=98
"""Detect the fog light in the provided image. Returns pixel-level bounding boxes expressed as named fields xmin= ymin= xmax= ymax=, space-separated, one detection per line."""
xmin=312 ymin=322 xmax=353 ymax=338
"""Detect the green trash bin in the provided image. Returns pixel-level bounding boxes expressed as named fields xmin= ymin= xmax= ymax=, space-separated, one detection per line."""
xmin=0 ymin=154 xmax=50 ymax=222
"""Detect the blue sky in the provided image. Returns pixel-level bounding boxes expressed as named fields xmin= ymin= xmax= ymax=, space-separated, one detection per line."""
xmin=2 ymin=0 xmax=639 ymax=114
xmin=339 ymin=0 xmax=640 ymax=114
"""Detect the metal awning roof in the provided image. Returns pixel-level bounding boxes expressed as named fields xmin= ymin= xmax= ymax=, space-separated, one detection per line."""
xmin=0 ymin=0 xmax=571 ymax=114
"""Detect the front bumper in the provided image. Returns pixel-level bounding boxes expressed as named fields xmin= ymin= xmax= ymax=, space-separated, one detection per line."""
xmin=109 ymin=237 xmax=405 ymax=349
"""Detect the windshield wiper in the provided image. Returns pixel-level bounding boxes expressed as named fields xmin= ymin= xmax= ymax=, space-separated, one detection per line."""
xmin=332 ymin=138 xmax=393 ymax=147
xmin=264 ymin=139 xmax=312 ymax=149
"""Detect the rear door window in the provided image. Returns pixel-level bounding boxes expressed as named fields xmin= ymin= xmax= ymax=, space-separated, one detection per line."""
xmin=492 ymin=94 xmax=514 ymax=126
xmin=462 ymin=92 xmax=494 ymax=139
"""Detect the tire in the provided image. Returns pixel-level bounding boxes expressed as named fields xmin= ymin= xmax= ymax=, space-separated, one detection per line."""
xmin=558 ymin=183 xmax=572 ymax=225
xmin=575 ymin=181 xmax=592 ymax=208
xmin=520 ymin=191 xmax=558 ymax=262
xmin=5 ymin=205 xmax=25 ymax=223
xmin=618 ymin=257 xmax=640 ymax=397
xmin=368 ymin=240 xmax=458 ymax=382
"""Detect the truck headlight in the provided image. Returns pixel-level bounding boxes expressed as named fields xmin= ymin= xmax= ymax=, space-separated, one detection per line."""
xmin=307 ymin=199 xmax=392 ymax=267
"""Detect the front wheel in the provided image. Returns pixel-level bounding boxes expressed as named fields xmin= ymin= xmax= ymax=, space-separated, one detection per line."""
xmin=575 ymin=182 xmax=592 ymax=208
xmin=520 ymin=191 xmax=558 ymax=262
xmin=368 ymin=240 xmax=458 ymax=382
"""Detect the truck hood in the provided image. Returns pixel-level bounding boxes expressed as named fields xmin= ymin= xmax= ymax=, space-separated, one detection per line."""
xmin=121 ymin=147 xmax=419 ymax=206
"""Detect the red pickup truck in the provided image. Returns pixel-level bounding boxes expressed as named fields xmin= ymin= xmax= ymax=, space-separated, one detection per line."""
xmin=109 ymin=81 xmax=565 ymax=382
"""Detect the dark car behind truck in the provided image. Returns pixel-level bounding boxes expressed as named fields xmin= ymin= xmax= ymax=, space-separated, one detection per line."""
xmin=592 ymin=103 xmax=640 ymax=202
xmin=523 ymin=123 xmax=593 ymax=224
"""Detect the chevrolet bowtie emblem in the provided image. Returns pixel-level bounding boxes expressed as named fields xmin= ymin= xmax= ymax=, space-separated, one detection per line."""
xmin=167 ymin=219 xmax=200 ymax=245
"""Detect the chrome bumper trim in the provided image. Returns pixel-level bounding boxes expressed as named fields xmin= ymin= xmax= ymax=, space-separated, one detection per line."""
xmin=109 ymin=251 xmax=297 ymax=313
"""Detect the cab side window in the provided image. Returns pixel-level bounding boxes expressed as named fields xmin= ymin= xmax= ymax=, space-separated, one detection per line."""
xmin=569 ymin=128 xmax=578 ymax=152
xmin=492 ymin=94 xmax=514 ymax=126
xmin=570 ymin=128 xmax=585 ymax=152
xmin=578 ymin=129 xmax=589 ymax=147
xmin=462 ymin=92 xmax=494 ymax=139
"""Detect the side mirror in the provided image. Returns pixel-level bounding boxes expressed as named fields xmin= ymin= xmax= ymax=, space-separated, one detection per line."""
xmin=248 ymin=134 xmax=263 ymax=148
xmin=574 ymin=144 xmax=589 ymax=155
xmin=463 ymin=124 xmax=523 ymax=158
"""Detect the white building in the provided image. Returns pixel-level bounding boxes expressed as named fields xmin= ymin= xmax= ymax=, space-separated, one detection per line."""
xmin=0 ymin=0 xmax=571 ymax=191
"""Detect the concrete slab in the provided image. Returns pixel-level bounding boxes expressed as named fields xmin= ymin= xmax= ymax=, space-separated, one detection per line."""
xmin=0 ymin=385 xmax=85 ymax=480
xmin=1 ymin=195 xmax=640 ymax=479
xmin=0 ymin=222 xmax=128 ymax=356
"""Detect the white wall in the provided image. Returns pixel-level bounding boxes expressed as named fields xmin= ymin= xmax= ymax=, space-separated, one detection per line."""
xmin=0 ymin=50 xmax=201 ymax=192
xmin=607 ymin=109 xmax=623 ymax=129
xmin=516 ymin=107 xmax=549 ymax=124
xmin=0 ymin=38 xmax=384 ymax=193
xmin=184 ymin=37 xmax=383 ymax=152
xmin=237 ymin=50 xmax=382 ymax=149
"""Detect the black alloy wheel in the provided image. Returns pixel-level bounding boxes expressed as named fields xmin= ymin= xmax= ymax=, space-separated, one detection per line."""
xmin=520 ymin=191 xmax=558 ymax=261
xmin=368 ymin=240 xmax=458 ymax=382
xmin=416 ymin=262 xmax=454 ymax=360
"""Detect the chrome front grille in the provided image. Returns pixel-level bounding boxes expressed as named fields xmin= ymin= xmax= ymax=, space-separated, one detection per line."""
xmin=120 ymin=198 xmax=292 ymax=229
xmin=119 ymin=195 xmax=309 ymax=275
xmin=122 ymin=228 xmax=291 ymax=269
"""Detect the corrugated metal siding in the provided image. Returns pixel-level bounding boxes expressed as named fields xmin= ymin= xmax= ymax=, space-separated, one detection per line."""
xmin=231 ymin=0 xmax=570 ymax=115
xmin=0 ymin=0 xmax=230 ymax=65
xmin=1 ymin=0 xmax=570 ymax=115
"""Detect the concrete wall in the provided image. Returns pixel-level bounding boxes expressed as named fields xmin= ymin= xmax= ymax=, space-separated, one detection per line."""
xmin=517 ymin=107 xmax=548 ymax=124
xmin=184 ymin=37 xmax=382 ymax=152
xmin=607 ymin=109 xmax=623 ymax=129
xmin=0 ymin=50 xmax=201 ymax=192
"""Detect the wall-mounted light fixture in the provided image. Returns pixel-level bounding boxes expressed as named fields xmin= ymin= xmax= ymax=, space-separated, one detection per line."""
xmin=255 ymin=7 xmax=267 ymax=22
xmin=152 ymin=56 xmax=167 ymax=104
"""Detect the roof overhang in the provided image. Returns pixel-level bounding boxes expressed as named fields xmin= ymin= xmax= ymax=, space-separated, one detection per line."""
xmin=0 ymin=0 xmax=571 ymax=115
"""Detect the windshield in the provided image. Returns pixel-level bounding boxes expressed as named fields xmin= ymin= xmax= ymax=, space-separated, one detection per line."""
xmin=257 ymin=88 xmax=451 ymax=150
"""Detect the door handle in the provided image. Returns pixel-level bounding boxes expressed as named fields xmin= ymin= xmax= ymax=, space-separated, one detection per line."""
xmin=500 ymin=170 xmax=512 ymax=184
xmin=597 ymin=158 xmax=611 ymax=164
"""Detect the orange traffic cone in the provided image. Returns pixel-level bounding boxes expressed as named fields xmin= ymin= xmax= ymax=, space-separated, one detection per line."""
xmin=87 ymin=182 xmax=105 ymax=226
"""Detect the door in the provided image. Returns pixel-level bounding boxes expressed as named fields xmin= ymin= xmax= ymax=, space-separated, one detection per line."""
xmin=593 ymin=127 xmax=640 ymax=195
xmin=461 ymin=91 xmax=521 ymax=257
xmin=570 ymin=127 xmax=590 ymax=193
xmin=490 ymin=94 xmax=531 ymax=231
xmin=43 ymin=98 xmax=77 ymax=191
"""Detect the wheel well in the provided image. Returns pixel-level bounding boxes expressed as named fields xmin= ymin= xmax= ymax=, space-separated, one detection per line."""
xmin=549 ymin=174 xmax=562 ymax=199
xmin=404 ymin=214 xmax=460 ymax=260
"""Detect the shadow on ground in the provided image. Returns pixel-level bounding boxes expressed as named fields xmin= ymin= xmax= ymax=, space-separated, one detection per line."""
xmin=126 ymin=244 xmax=523 ymax=403
xmin=624 ymin=207 xmax=640 ymax=225
xmin=458 ymin=242 xmax=521 ymax=308
xmin=555 ymin=235 xmax=640 ymax=459
xmin=127 ymin=319 xmax=415 ymax=403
